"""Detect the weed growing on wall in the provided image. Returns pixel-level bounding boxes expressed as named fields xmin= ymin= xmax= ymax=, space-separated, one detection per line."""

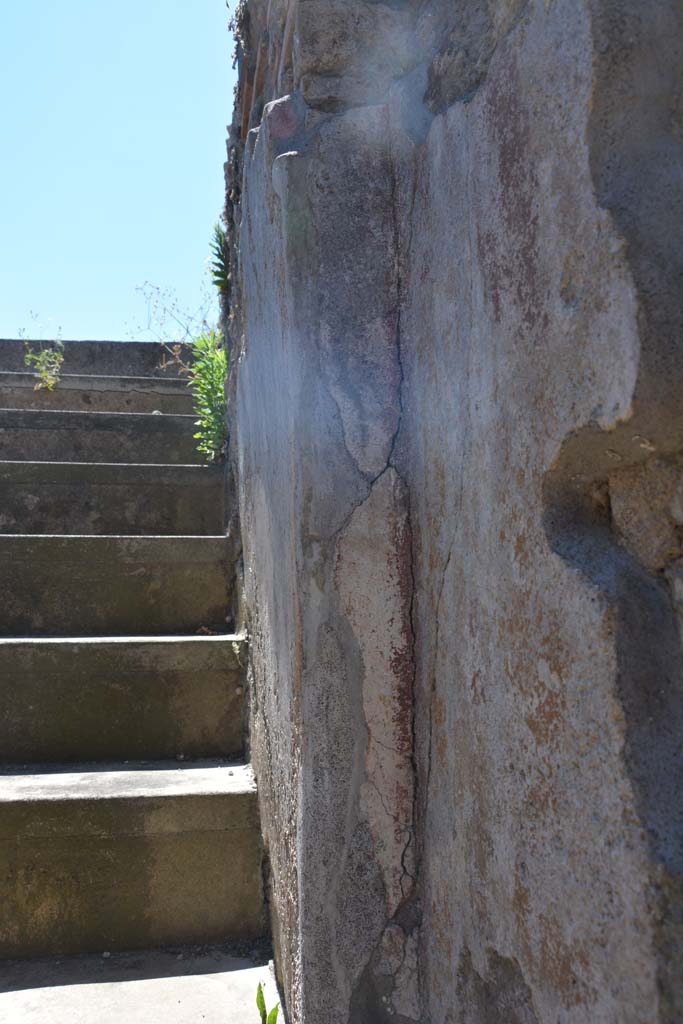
xmin=24 ymin=341 xmax=64 ymax=390
xmin=256 ymin=982 xmax=279 ymax=1023
xmin=130 ymin=224 xmax=231 ymax=462
xmin=188 ymin=330 xmax=228 ymax=462
xmin=210 ymin=223 xmax=229 ymax=294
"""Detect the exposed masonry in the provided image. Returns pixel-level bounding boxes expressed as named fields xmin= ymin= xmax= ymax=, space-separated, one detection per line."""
xmin=226 ymin=1 xmax=683 ymax=1022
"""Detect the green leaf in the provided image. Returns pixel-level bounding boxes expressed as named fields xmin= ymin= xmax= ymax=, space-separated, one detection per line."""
xmin=187 ymin=329 xmax=228 ymax=462
xmin=256 ymin=983 xmax=267 ymax=1023
xmin=210 ymin=223 xmax=229 ymax=293
xmin=267 ymin=1005 xmax=279 ymax=1024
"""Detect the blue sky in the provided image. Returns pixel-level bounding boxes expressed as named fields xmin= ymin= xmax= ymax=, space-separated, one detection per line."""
xmin=1 ymin=1 xmax=236 ymax=341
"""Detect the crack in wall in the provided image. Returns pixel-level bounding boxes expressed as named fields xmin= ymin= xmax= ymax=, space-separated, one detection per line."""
xmin=330 ymin=198 xmax=419 ymax=1005
xmin=341 ymin=98 xmax=423 ymax=1023
xmin=425 ymin=545 xmax=452 ymax=799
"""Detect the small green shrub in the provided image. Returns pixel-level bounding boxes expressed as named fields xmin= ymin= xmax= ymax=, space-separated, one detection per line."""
xmin=256 ymin=982 xmax=279 ymax=1024
xmin=24 ymin=341 xmax=64 ymax=391
xmin=188 ymin=329 xmax=228 ymax=462
xmin=210 ymin=223 xmax=229 ymax=294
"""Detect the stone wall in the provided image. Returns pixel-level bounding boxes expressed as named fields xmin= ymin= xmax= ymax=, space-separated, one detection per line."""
xmin=225 ymin=2 xmax=683 ymax=1021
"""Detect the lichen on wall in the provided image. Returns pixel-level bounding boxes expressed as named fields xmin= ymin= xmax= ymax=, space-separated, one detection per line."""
xmin=225 ymin=2 xmax=683 ymax=1021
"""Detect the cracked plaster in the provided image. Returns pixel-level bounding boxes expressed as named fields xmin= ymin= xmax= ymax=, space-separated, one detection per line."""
xmin=226 ymin=0 xmax=683 ymax=1021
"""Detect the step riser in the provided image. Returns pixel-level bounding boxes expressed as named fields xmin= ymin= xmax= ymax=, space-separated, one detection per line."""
xmin=0 ymin=640 xmax=246 ymax=763
xmin=0 ymin=537 xmax=233 ymax=637
xmin=0 ymin=378 xmax=193 ymax=415
xmin=0 ymin=791 xmax=264 ymax=957
xmin=0 ymin=410 xmax=199 ymax=465
xmin=0 ymin=463 xmax=225 ymax=535
xmin=0 ymin=340 xmax=191 ymax=378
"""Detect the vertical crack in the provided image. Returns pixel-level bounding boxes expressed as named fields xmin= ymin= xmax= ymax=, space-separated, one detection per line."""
xmin=426 ymin=546 xmax=452 ymax=798
xmin=387 ymin=106 xmax=419 ymax=905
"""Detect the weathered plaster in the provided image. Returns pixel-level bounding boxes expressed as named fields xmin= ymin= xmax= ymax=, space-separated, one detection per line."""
xmin=336 ymin=468 xmax=416 ymax=919
xmin=226 ymin=1 xmax=683 ymax=1020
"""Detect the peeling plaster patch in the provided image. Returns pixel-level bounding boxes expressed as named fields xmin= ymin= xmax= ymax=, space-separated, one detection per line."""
xmin=335 ymin=468 xmax=416 ymax=916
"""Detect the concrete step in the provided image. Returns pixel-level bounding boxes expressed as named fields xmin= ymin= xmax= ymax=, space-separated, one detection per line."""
xmin=0 ymin=461 xmax=225 ymax=535
xmin=0 ymin=339 xmax=191 ymax=378
xmin=0 ymin=371 xmax=193 ymax=414
xmin=0 ymin=762 xmax=265 ymax=957
xmin=0 ymin=409 xmax=200 ymax=465
xmin=0 ymin=946 xmax=275 ymax=1024
xmin=0 ymin=535 xmax=233 ymax=637
xmin=0 ymin=636 xmax=246 ymax=764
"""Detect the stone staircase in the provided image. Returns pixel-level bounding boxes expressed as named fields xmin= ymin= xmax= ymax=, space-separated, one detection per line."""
xmin=0 ymin=340 xmax=265 ymax=961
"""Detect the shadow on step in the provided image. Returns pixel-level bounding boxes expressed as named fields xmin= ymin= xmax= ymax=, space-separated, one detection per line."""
xmin=0 ymin=942 xmax=272 ymax=993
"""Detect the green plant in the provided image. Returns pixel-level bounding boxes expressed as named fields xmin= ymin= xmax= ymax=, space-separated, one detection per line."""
xmin=210 ymin=223 xmax=229 ymax=294
xmin=188 ymin=329 xmax=228 ymax=462
xmin=24 ymin=341 xmax=64 ymax=391
xmin=256 ymin=982 xmax=279 ymax=1024
xmin=135 ymin=227 xmax=229 ymax=463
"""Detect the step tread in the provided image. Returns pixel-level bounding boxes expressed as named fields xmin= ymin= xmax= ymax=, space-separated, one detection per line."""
xmin=0 ymin=370 xmax=191 ymax=389
xmin=0 ymin=459 xmax=221 ymax=476
xmin=0 ymin=407 xmax=194 ymax=425
xmin=0 ymin=761 xmax=255 ymax=804
xmin=0 ymin=633 xmax=243 ymax=645
xmin=0 ymin=947 xmax=273 ymax=1022
xmin=0 ymin=532 xmax=229 ymax=542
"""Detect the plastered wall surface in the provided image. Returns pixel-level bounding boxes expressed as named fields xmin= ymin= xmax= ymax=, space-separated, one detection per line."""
xmin=225 ymin=2 xmax=683 ymax=1021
